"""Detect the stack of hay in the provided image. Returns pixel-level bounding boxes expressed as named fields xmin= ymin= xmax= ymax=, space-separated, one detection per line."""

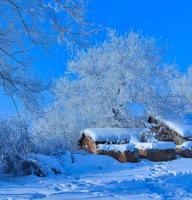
xmin=148 ymin=116 xmax=192 ymax=159
xmin=134 ymin=142 xmax=176 ymax=162
xmin=79 ymin=128 xmax=140 ymax=163
xmin=79 ymin=127 xmax=177 ymax=162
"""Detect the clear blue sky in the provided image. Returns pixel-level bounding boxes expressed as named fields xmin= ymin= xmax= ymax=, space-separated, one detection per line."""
xmin=1 ymin=0 xmax=192 ymax=117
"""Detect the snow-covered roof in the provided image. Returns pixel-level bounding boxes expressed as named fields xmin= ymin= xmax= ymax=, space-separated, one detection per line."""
xmin=134 ymin=142 xmax=176 ymax=150
xmin=81 ymin=128 xmax=148 ymax=143
xmin=97 ymin=143 xmax=135 ymax=152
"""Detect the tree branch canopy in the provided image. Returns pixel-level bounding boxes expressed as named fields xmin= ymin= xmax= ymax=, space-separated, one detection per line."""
xmin=0 ymin=0 xmax=90 ymax=113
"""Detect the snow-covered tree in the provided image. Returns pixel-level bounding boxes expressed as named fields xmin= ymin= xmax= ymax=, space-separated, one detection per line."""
xmin=0 ymin=0 xmax=89 ymax=112
xmin=169 ymin=66 xmax=192 ymax=116
xmin=0 ymin=116 xmax=32 ymax=174
xmin=33 ymin=31 xmax=189 ymax=153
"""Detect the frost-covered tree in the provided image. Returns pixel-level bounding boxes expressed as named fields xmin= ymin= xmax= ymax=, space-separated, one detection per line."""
xmin=0 ymin=0 xmax=89 ymax=112
xmin=33 ymin=31 xmax=188 ymax=153
xmin=0 ymin=1 xmax=91 ymax=174
xmin=169 ymin=66 xmax=192 ymax=116
xmin=0 ymin=116 xmax=32 ymax=174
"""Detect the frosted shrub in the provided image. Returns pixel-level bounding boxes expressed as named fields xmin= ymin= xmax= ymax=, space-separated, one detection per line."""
xmin=0 ymin=117 xmax=32 ymax=174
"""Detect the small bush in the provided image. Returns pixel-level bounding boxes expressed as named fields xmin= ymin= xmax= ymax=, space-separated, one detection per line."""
xmin=0 ymin=117 xmax=32 ymax=174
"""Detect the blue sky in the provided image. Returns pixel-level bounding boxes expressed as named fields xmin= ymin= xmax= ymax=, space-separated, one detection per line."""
xmin=1 ymin=0 xmax=192 ymax=117
xmin=37 ymin=0 xmax=192 ymax=78
xmin=87 ymin=0 xmax=192 ymax=70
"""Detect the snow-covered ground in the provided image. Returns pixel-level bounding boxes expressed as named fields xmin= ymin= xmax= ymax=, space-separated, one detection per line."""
xmin=1 ymin=152 xmax=192 ymax=200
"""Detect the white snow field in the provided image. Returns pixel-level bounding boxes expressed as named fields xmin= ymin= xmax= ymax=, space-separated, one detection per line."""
xmin=1 ymin=152 xmax=192 ymax=199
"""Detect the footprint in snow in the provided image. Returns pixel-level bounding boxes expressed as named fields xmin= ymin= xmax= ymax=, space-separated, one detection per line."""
xmin=54 ymin=187 xmax=61 ymax=191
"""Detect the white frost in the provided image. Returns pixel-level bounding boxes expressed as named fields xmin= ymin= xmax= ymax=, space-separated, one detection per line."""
xmin=134 ymin=142 xmax=176 ymax=150
xmin=97 ymin=143 xmax=135 ymax=152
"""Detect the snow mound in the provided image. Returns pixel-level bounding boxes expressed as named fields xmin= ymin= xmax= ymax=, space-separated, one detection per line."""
xmin=134 ymin=142 xmax=176 ymax=150
xmin=23 ymin=154 xmax=64 ymax=176
xmin=97 ymin=143 xmax=135 ymax=152
xmin=81 ymin=128 xmax=148 ymax=143
xmin=61 ymin=151 xmax=123 ymax=175
xmin=180 ymin=141 xmax=192 ymax=150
